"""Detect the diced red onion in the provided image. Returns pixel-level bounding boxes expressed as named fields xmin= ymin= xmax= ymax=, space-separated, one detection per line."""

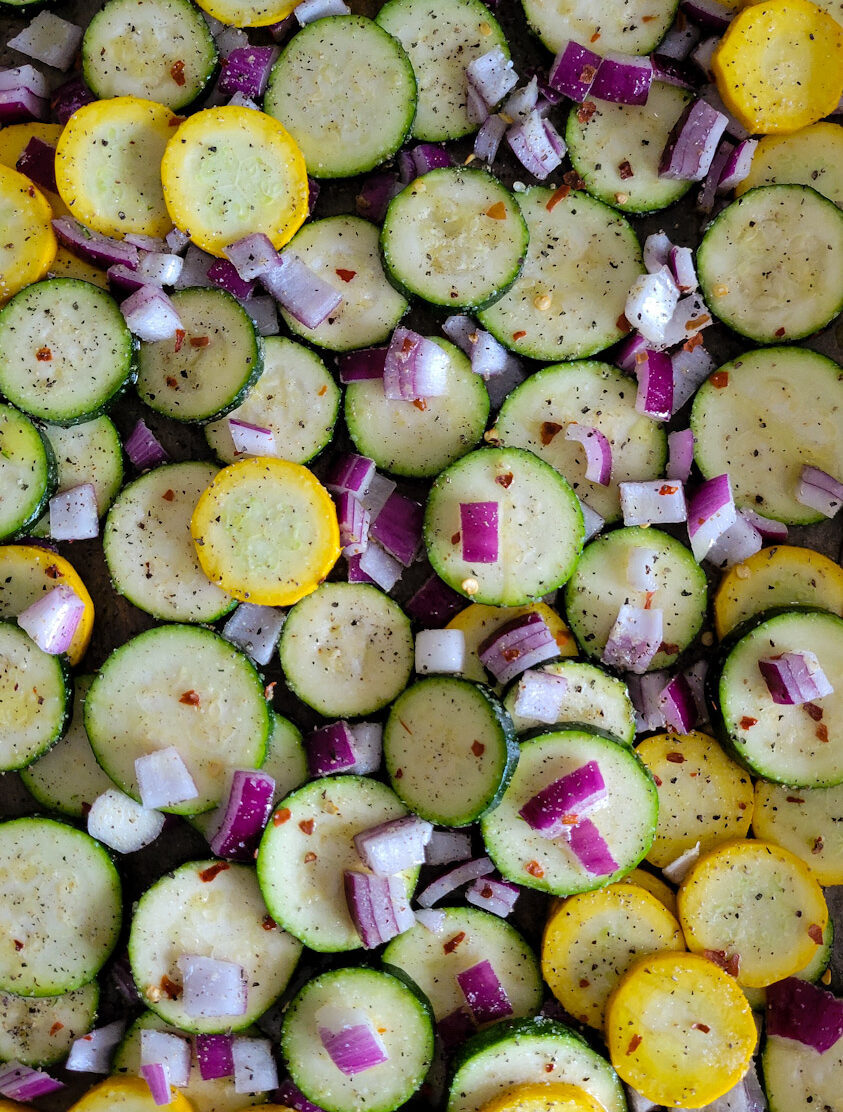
xmin=700 ymin=82 xmax=752 ymax=141
xmin=548 ymin=40 xmax=600 ymax=102
xmin=474 ymin=113 xmax=507 ymax=163
xmin=717 ymin=138 xmax=758 ymax=193
xmin=740 ymin=508 xmax=788 ymax=541
xmin=512 ymin=668 xmax=569 ymax=724
xmin=502 ymin=76 xmax=539 ymax=122
xmin=687 ymin=473 xmax=736 ymax=562
xmin=245 ymin=295 xmax=278 ymax=336
xmin=195 ymin=1034 xmax=234 ymax=1081
xmin=690 ymin=37 xmax=718 ymax=81
xmin=383 ymin=327 xmax=449 ymax=400
xmin=669 ymin=245 xmax=698 ymax=292
xmin=224 ymin=233 xmax=280 ymax=282
xmin=0 ymin=1062 xmax=64 ymax=1101
xmin=415 ymin=627 xmax=466 ymax=675
xmin=218 ymin=46 xmax=279 ymax=99
xmin=0 ymin=85 xmax=48 ymax=124
xmin=507 ymin=108 xmax=564 ymax=179
xmin=174 ymin=244 xmax=215 ymax=289
xmin=603 ymin=604 xmax=664 ymax=674
xmin=295 ymin=0 xmax=350 ymax=25
xmin=437 ymin=1007 xmax=477 ymax=1049
xmin=625 ymin=268 xmax=680 ymax=345
xmin=65 ymin=1020 xmax=125 ymax=1074
xmin=620 ymin=480 xmax=687 ymax=527
xmin=317 ymin=1006 xmax=388 ymax=1074
xmin=457 ymin=960 xmax=513 ymax=1024
xmin=579 ymin=499 xmax=605 ymax=541
xmin=635 ymin=348 xmax=674 ymax=420
xmin=178 ymin=954 xmax=247 ymax=1018
xmin=567 ymin=817 xmax=618 ymax=875
xmin=0 ymin=63 xmax=49 ymax=100
xmin=338 ymin=347 xmax=387 ymax=384
xmin=415 ymin=907 xmax=447 ymax=932
xmin=356 ymin=172 xmax=402 ymax=223
xmin=684 ymin=659 xmax=710 ymax=726
xmin=15 ymin=136 xmax=57 ymax=194
xmin=406 ymin=574 xmax=465 ymax=628
xmin=424 ymin=830 xmax=473 ymax=868
xmin=417 ymin=856 xmax=494 ymax=907
xmin=208 ymin=770 xmax=275 ymax=860
xmin=370 ymin=490 xmax=422 ymax=566
xmin=140 ymin=1030 xmax=191 ymax=1089
xmin=325 ymin=453 xmax=376 ymax=498
xmin=221 ymin=603 xmax=285 ymax=665
xmin=307 ymin=721 xmax=357 ymax=777
xmin=479 ymin=611 xmax=559 ymax=685
xmin=87 ymin=789 xmax=165 ymax=853
xmin=650 ymin=55 xmax=695 ymax=88
xmin=643 ymin=232 xmax=673 ymax=275
xmin=410 ymin=143 xmax=454 ymax=176
xmin=263 ymin=252 xmax=342 ymax=328
xmin=471 ymin=328 xmax=516 ymax=378
xmin=336 ymin=491 xmax=370 ymax=557
xmin=135 ymin=747 xmax=198 ymax=810
xmin=228 ymin=419 xmax=277 ymax=459
xmin=353 ymin=542 xmax=403 ymax=591
xmin=344 ymin=871 xmax=414 ymax=948
xmin=121 ymin=284 xmax=184 ymax=341
xmin=275 ymin=1079 xmax=327 ymax=1112
xmin=671 ymin=341 xmax=715 ymax=410
xmin=50 ymin=74 xmax=95 ymax=124
xmin=141 ymin=1062 xmax=171 ymax=1106
xmin=49 ymin=482 xmax=99 ymax=541
xmin=207 ymin=258 xmax=256 ymax=300
xmin=627 ymin=670 xmax=669 ymax=733
xmin=354 ymin=815 xmax=433 ymax=875
xmin=797 ymin=466 xmax=843 ymax=518
xmin=591 ymin=53 xmax=653 ymax=106
xmin=667 ymin=429 xmax=695 ymax=482
xmin=107 ymin=263 xmax=144 ymax=294
xmin=627 ymin=547 xmax=659 ymax=592
xmin=662 ymin=840 xmax=700 ymax=884
xmin=758 ymin=651 xmax=833 ymax=706
xmin=460 ymin=501 xmax=499 ymax=565
xmin=232 ymin=1037 xmax=278 ymax=1094
xmin=705 ymin=512 xmax=762 ymax=568
xmin=466 ymin=82 xmax=489 ymax=125
xmin=465 ymin=876 xmax=519 ymax=917
xmin=347 ymin=722 xmax=382 ymax=775
xmin=8 ymin=12 xmax=82 ymax=71
xmin=697 ymin=138 xmax=734 ymax=215
xmin=663 ymin=291 xmax=712 ymax=349
xmin=766 ymin=978 xmax=843 ymax=1055
xmin=680 ymin=0 xmax=734 ymax=31
xmin=52 ymin=215 xmax=139 ymax=269
xmin=136 ymin=252 xmax=184 ymax=287
xmin=519 ymin=760 xmax=607 ymax=838
xmin=564 ymin=423 xmax=612 ymax=485
xmin=660 ymin=99 xmax=728 ymax=181
xmin=467 ymin=46 xmax=518 ymax=108
xmin=163 ymin=226 xmax=190 ymax=254
xmin=658 ymin=673 xmax=698 ymax=734
xmin=17 ymin=583 xmax=84 ymax=654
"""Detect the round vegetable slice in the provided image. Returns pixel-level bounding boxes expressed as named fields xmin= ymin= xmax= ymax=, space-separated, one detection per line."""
xmin=0 ymin=165 xmax=56 ymax=304
xmin=191 ymin=458 xmax=339 ymax=607
xmin=0 ymin=546 xmax=94 ymax=667
xmin=735 ymin=121 xmax=843 ymax=207
xmin=67 ymin=1076 xmax=194 ymax=1112
xmin=55 ymin=97 xmax=175 ymax=238
xmin=0 ymin=621 xmax=70 ymax=772
xmin=752 ymin=781 xmax=843 ymax=886
xmin=161 ymin=106 xmax=308 ymax=257
xmin=503 ymin=660 xmax=636 ymax=742
xmin=521 ymin=0 xmax=679 ymax=55
xmin=605 ymin=951 xmax=756 ymax=1109
xmin=479 ymin=1083 xmax=603 ymax=1112
xmin=677 ymin=839 xmax=829 ymax=987
xmin=192 ymin=0 xmax=296 ymax=27
xmin=0 ymin=981 xmax=98 ymax=1067
xmin=0 ymin=406 xmax=56 ymax=542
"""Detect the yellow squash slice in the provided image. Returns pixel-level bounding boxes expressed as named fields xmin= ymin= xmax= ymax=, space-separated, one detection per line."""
xmin=0 ymin=165 xmax=56 ymax=304
xmin=0 ymin=545 xmax=94 ymax=666
xmin=55 ymin=97 xmax=175 ymax=238
xmin=479 ymin=1082 xmax=604 ymax=1112
xmin=68 ymin=1076 xmax=194 ymax=1111
xmin=446 ymin=602 xmax=577 ymax=684
xmin=193 ymin=0 xmax=297 ymax=27
xmin=753 ymin=780 xmax=843 ymax=885
xmin=161 ymin=106 xmax=308 ymax=257
xmin=677 ymin=839 xmax=829 ymax=987
xmin=191 ymin=457 xmax=340 ymax=607
xmin=623 ymin=867 xmax=678 ymax=915
xmin=735 ymin=122 xmax=843 ymax=206
xmin=712 ymin=0 xmax=843 ymax=134
xmin=605 ymin=951 xmax=756 ymax=1109
xmin=0 ymin=121 xmax=69 ymax=218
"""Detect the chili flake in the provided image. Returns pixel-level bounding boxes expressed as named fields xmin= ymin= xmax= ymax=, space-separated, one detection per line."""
xmin=546 ymin=184 xmax=571 ymax=211
xmin=740 ymin=716 xmax=758 ymax=730
xmin=189 ymin=336 xmax=210 ymax=348
xmin=485 ymin=201 xmax=507 ymax=220
xmin=199 ymin=862 xmax=230 ymax=883
xmin=304 ymin=851 xmax=318 ymax=863
xmin=36 ymin=347 xmax=52 ymax=361
xmin=335 ymin=268 xmax=356 ymax=282
xmin=443 ymin=931 xmax=466 ymax=954
xmin=525 ymin=859 xmax=544 ymax=878
xmin=710 ymin=370 xmax=729 ymax=389
xmin=179 ymin=689 xmax=200 ymax=706
xmin=471 ymin=740 xmax=485 ymax=757
xmin=299 ymin=818 xmax=315 ymax=835
xmin=627 ymin=1034 xmax=642 ymax=1054
xmin=262 ymin=915 xmax=278 ymax=931
xmin=273 ymin=807 xmax=291 ymax=825
xmin=162 ymin=489 xmax=175 ymax=501
xmin=495 ymin=472 xmax=514 ymax=488
xmin=666 ymin=752 xmax=685 ymax=763
xmin=540 ymin=420 xmax=563 ymax=445
xmin=170 ymin=60 xmax=186 ymax=86
xmin=808 ymin=923 xmax=824 ymax=944
xmin=174 ymin=329 xmax=186 ymax=352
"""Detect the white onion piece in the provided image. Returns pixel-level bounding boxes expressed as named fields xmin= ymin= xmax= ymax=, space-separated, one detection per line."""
xmin=627 ymin=670 xmax=669 ymax=733
xmin=425 ymin=829 xmax=473 ymax=866
xmin=121 ymin=285 xmax=183 ymax=340
xmin=348 ymin=722 xmax=383 ymax=775
xmin=507 ymin=108 xmax=564 ymax=180
xmin=669 ymin=245 xmax=697 ymax=292
xmin=65 ymin=1020 xmax=125 ymax=1074
xmin=502 ymin=76 xmax=539 ymax=122
xmin=565 ymin=423 xmax=612 ymax=485
xmin=221 ymin=603 xmax=285 ymax=666
xmin=667 ymin=429 xmax=695 ymax=482
xmin=662 ymin=841 xmax=700 ymax=884
xmin=643 ymin=231 xmax=672 ymax=274
xmin=687 ymin=473 xmax=736 ymax=562
xmin=512 ymin=668 xmax=569 ymax=724
xmin=579 ymin=499 xmax=605 ymax=541
xmin=232 ymin=1037 xmax=278 ymax=1094
xmin=357 ymin=542 xmax=402 ymax=591
xmin=295 ymin=0 xmax=350 ymax=25
xmin=466 ymin=46 xmax=518 ymax=108
xmin=87 ymin=789 xmax=165 ymax=853
xmin=7 ymin=11 xmax=83 ymax=71
xmin=465 ymin=876 xmax=519 ymax=918
xmin=625 ymin=267 xmax=680 ymax=344
xmin=602 ymin=604 xmax=664 ymax=674
xmin=136 ymin=251 xmax=184 ymax=287
xmin=620 ymin=480 xmax=687 ymax=526
xmin=415 ymin=628 xmax=466 ymax=675
xmin=671 ymin=341 xmax=715 ymax=411
xmin=140 ymin=1030 xmax=191 ymax=1089
xmin=17 ymin=583 xmax=84 ymax=654
xmin=178 ymin=955 xmax=248 ymax=1018
xmin=417 ymin=856 xmax=493 ymax=906
xmin=134 ymin=747 xmax=198 ymax=810
xmin=474 ymin=113 xmax=507 ymax=163
xmin=797 ymin=466 xmax=843 ymax=518
xmin=228 ymin=419 xmax=277 ymax=458
xmin=359 ymin=472 xmax=396 ymax=518
xmin=0 ymin=63 xmax=50 ymax=98
xmin=740 ymin=508 xmax=788 ymax=541
xmin=704 ymin=513 xmax=762 ymax=569
xmin=174 ymin=245 xmax=215 ymax=289
xmin=141 ymin=1062 xmax=171 ymax=1106
xmin=354 ymin=815 xmax=433 ymax=876
xmin=49 ymin=483 xmax=99 ymax=540
xmin=415 ymin=907 xmax=446 ymax=932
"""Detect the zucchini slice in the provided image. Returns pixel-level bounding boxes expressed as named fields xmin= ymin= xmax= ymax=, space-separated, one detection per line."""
xmin=192 ymin=0 xmax=296 ymax=27
xmin=0 ymin=406 xmax=56 ymax=541
xmin=0 ymin=981 xmax=98 ymax=1067
xmin=736 ymin=121 xmax=843 ymax=207
xmin=31 ymin=415 xmax=124 ymax=537
xmin=0 ymin=164 xmax=56 ymax=303
xmin=762 ymin=1030 xmax=843 ymax=1112
xmin=503 ymin=660 xmax=635 ymax=744
xmin=0 ymin=621 xmax=70 ymax=772
xmin=521 ymin=0 xmax=679 ymax=55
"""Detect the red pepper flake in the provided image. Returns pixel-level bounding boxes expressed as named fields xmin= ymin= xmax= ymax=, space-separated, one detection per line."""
xmin=512 ymin=330 xmax=527 ymax=341
xmin=299 ymin=818 xmax=315 ymax=835
xmin=471 ymin=740 xmax=485 ymax=757
xmin=686 ymin=314 xmax=711 ymax=331
xmin=304 ymin=851 xmax=317 ymax=863
xmin=169 ymin=59 xmax=186 ymax=86
xmin=443 ymin=931 xmax=466 ymax=954
xmin=652 ymin=773 xmax=662 ymax=787
xmin=666 ymin=751 xmax=685 ymax=763
xmin=166 ymin=376 xmax=179 ymax=389
xmin=704 ymin=949 xmax=740 ymax=978
xmin=659 ymin=484 xmax=679 ymax=496
xmin=525 ymin=859 xmax=544 ymax=878
xmin=691 ymin=1022 xmax=710 ymax=1033
xmin=199 ymin=862 xmax=230 ymax=883
xmin=615 ymin=313 xmax=632 ymax=334
xmin=334 ymin=268 xmax=357 ymax=283
xmin=262 ymin=915 xmax=277 ymax=931
xmin=317 ymin=384 xmax=328 ymax=396
xmin=546 ymin=184 xmax=572 ymax=211
xmin=264 ymin=681 xmax=276 ymax=700
xmin=808 ymin=923 xmax=824 ymax=945
xmin=738 ymin=800 xmax=747 ymax=809
xmin=540 ymin=420 xmax=563 ymax=445
xmin=179 ymin=689 xmax=200 ymax=706
xmin=740 ymin=716 xmax=758 ymax=730
xmin=495 ymin=472 xmax=514 ymax=488
xmin=45 ymin=564 xmax=62 ymax=579
xmin=774 ymin=326 xmax=786 ymax=337
xmin=273 ymin=807 xmax=292 ymax=825
xmin=451 ymin=532 xmax=461 ymax=545
xmin=190 ymin=335 xmax=210 ymax=348
xmin=643 ymin=590 xmax=655 ymax=611
xmin=49 ymin=1021 xmax=64 ymax=1036
xmin=642 ymin=13 xmax=657 ymax=20
xmin=161 ymin=975 xmax=182 ymax=999
xmin=174 ymin=329 xmax=186 ymax=352
xmin=710 ymin=370 xmax=730 ymax=389
xmin=683 ymin=332 xmax=704 ymax=353
xmin=560 ymin=812 xmax=579 ymax=825
xmin=618 ymin=160 xmax=633 ymax=180
xmin=485 ymin=201 xmax=507 ymax=220
xmin=579 ymin=64 xmax=597 ymax=83
xmin=36 ymin=346 xmax=52 ymax=361
xmin=413 ymin=398 xmax=427 ymax=412
xmin=786 ymin=796 xmax=805 ymax=804
xmin=563 ymin=170 xmax=586 ymax=190
xmin=812 ymin=836 xmax=824 ymax=855
xmin=576 ymin=101 xmax=597 ymax=125
xmin=579 ymin=978 xmax=590 ymax=988
xmin=169 ymin=115 xmax=183 ymax=127
xmin=480 ymin=884 xmax=494 ymax=899
xmin=13 ymin=939 xmax=23 ymax=951
xmin=394 ymin=767 xmax=404 ymax=779
xmin=626 ymin=1034 xmax=642 ymax=1054
xmin=162 ymin=489 xmax=175 ymax=501
xmin=590 ymin=30 xmax=601 ymax=42
xmin=502 ymin=647 xmax=521 ymax=662
xmin=804 ymin=703 xmax=823 ymax=721
xmin=816 ymin=723 xmax=829 ymax=743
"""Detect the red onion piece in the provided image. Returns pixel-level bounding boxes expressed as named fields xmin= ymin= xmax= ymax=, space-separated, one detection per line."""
xmin=87 ymin=789 xmax=165 ymax=853
xmin=667 ymin=429 xmax=695 ymax=482
xmin=797 ymin=466 xmax=843 ymax=518
xmin=660 ymin=99 xmax=729 ymax=181
xmin=456 ymin=960 xmax=513 ymax=1024
xmin=356 ymin=171 xmax=402 ymax=223
xmin=275 ymin=1079 xmax=327 ymax=1112
xmin=564 ymin=423 xmax=612 ymax=485
xmin=307 ymin=721 xmax=357 ymax=777
xmin=178 ymin=954 xmax=248 ymax=1018
xmin=208 ymin=770 xmax=275 ymax=860
xmin=687 ymin=473 xmax=736 ymax=562
xmin=221 ymin=602 xmax=285 ymax=665
xmin=671 ymin=342 xmax=715 ymax=411
xmin=567 ymin=817 xmax=619 ymax=876
xmin=8 ymin=11 xmax=82 ymax=71
xmin=232 ymin=1037 xmax=278 ymax=1094
xmin=228 ymin=419 xmax=277 ymax=458
xmin=548 ymin=40 xmax=600 ymax=101
xmin=354 ymin=815 xmax=433 ymax=875
xmin=415 ymin=907 xmax=447 ymax=933
xmin=416 ymin=856 xmax=494 ymax=907
xmin=625 ymin=269 xmax=680 ymax=345
xmin=325 ymin=453 xmax=376 ymax=498
xmin=383 ymin=327 xmax=449 ymax=400
xmin=602 ymin=604 xmax=664 ymax=674
xmin=134 ymin=747 xmax=198 ymax=809
xmin=705 ymin=512 xmax=762 ymax=568
xmin=518 ymin=760 xmax=607 ymax=838
xmin=643 ymin=231 xmax=673 ymax=274
xmin=351 ymin=543 xmax=403 ymax=591
xmin=650 ymin=55 xmax=695 ymax=88
xmin=502 ymin=76 xmax=539 ymax=122
xmin=17 ymin=583 xmax=84 ymax=654
xmin=245 ymin=295 xmax=278 ymax=336
xmin=466 ymin=82 xmax=489 ymax=125
xmin=627 ymin=670 xmax=669 ymax=733
xmin=344 ymin=871 xmax=414 ymax=948
xmin=507 ymin=109 xmax=564 ymax=180
xmin=218 ymin=46 xmax=279 ymax=99
xmin=338 ymin=347 xmax=387 ymax=384
xmin=0 ymin=1062 xmax=64 ymax=1101
xmin=140 ymin=1029 xmax=191 ymax=1089
xmin=262 ymin=253 xmax=342 ymax=328
xmin=415 ymin=628 xmax=466 ymax=675
xmin=369 ymin=491 xmax=422 ymax=566
xmin=465 ymin=876 xmax=519 ymax=917
xmin=50 ymin=74 xmax=95 ymax=124
xmin=0 ymin=64 xmax=49 ymax=100
xmin=52 ymin=215 xmax=139 ymax=270
xmin=195 ymin=1034 xmax=234 ymax=1081
xmin=347 ymin=722 xmax=383 ymax=775
xmin=224 ymin=232 xmax=280 ymax=282
xmin=136 ymin=251 xmax=184 ymax=287
xmin=410 ymin=144 xmax=454 ymax=176
xmin=317 ymin=1007 xmax=388 ymax=1074
xmin=406 ymin=574 xmax=465 ymax=628
xmin=478 ymin=611 xmax=559 ymax=685
xmin=295 ymin=0 xmax=350 ymax=25
xmin=579 ymin=499 xmax=605 ymax=541
xmin=669 ymin=245 xmax=698 ymax=292
xmin=164 ymin=225 xmax=191 ymax=253
xmin=474 ymin=113 xmax=507 ymax=163
xmin=424 ymin=830 xmax=473 ymax=867
xmin=697 ymin=137 xmax=734 ymax=215
xmin=512 ymin=668 xmax=569 ymax=725
xmin=15 ymin=136 xmax=57 ymax=194
xmin=174 ymin=244 xmax=215 ymax=289
xmin=717 ymin=138 xmax=758 ymax=193
xmin=121 ymin=284 xmax=184 ymax=341
xmin=437 ymin=1006 xmax=477 ymax=1049
xmin=758 ymin=651 xmax=833 ymax=706
xmin=658 ymin=673 xmax=698 ymax=734
xmin=0 ymin=86 xmax=48 ymax=124
xmin=207 ymin=258 xmax=256 ymax=300
xmin=336 ymin=491 xmax=370 ymax=557
xmin=766 ymin=978 xmax=843 ymax=1054
xmin=740 ymin=508 xmax=787 ymax=541
xmin=141 ymin=1062 xmax=171 ymax=1106
xmin=627 ymin=548 xmax=658 ymax=592
xmin=662 ymin=840 xmax=700 ymax=884
xmin=591 ymin=53 xmax=653 ymax=105
xmin=65 ymin=1020 xmax=125 ymax=1075
xmin=108 ymin=264 xmax=144 ymax=295
xmin=680 ymin=0 xmax=734 ymax=31
xmin=49 ymin=482 xmax=99 ymax=541
xmin=467 ymin=46 xmax=518 ymax=107
xmin=620 ymin=479 xmax=687 ymax=526
xmin=460 ymin=501 xmax=499 ymax=564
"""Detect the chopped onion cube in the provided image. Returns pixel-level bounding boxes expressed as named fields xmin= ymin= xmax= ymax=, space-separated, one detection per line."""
xmin=8 ymin=12 xmax=83 ymax=72
xmin=460 ymin=501 xmax=499 ymax=564
xmin=643 ymin=231 xmax=673 ymax=274
xmin=137 ymin=251 xmax=184 ymax=287
xmin=87 ymin=789 xmax=165 ymax=854
xmin=465 ymin=876 xmax=519 ymax=918
xmin=135 ymin=747 xmax=198 ymax=810
xmin=456 ymin=960 xmax=513 ymax=1023
xmin=17 ymin=583 xmax=84 ymax=654
xmin=602 ymin=604 xmax=664 ymax=674
xmin=474 ymin=113 xmax=507 ymax=163
xmin=705 ymin=512 xmax=762 ymax=569
xmin=307 ymin=721 xmax=357 ymax=777
xmin=406 ymin=575 xmax=464 ymax=628
xmin=660 ymin=98 xmax=728 ymax=181
xmin=195 ymin=1034 xmax=234 ymax=1081
xmin=658 ymin=673 xmax=698 ymax=734
xmin=507 ymin=108 xmax=564 ymax=179
xmin=417 ymin=856 xmax=494 ymax=907
xmin=620 ymin=480 xmax=687 ymax=527
xmin=519 ymin=760 xmax=607 ymax=838
xmin=232 ymin=1037 xmax=278 ymax=1094
xmin=354 ymin=815 xmax=433 ymax=876
xmin=325 ymin=452 xmax=375 ymax=498
xmin=50 ymin=74 xmax=94 ymax=124
xmin=218 ymin=46 xmax=279 ymax=99
xmin=634 ymin=348 xmax=674 ymax=420
xmin=717 ymin=138 xmax=758 ymax=193
xmin=669 ymin=245 xmax=697 ymax=292
xmin=796 ymin=466 xmax=843 ymax=518
xmin=740 ymin=507 xmax=787 ymax=541
xmin=625 ymin=268 xmax=680 ymax=345
xmin=667 ymin=429 xmax=695 ymax=482
xmin=0 ymin=63 xmax=50 ymax=99
xmin=627 ymin=670 xmax=669 ymax=733
xmin=591 ymin=52 xmax=653 ymax=105
xmin=415 ymin=628 xmax=466 ymax=675
xmin=671 ymin=342 xmax=715 ymax=411
xmin=479 ymin=611 xmax=559 ymax=685
xmin=344 ymin=871 xmax=414 ymax=948
xmin=512 ymin=668 xmax=569 ymax=725
xmin=338 ymin=347 xmax=387 ymax=384
xmin=548 ymin=40 xmax=600 ymax=102
xmin=758 ymin=651 xmax=833 ymax=706
xmin=337 ymin=491 xmax=370 ymax=557
xmin=178 ymin=954 xmax=247 ymax=1018
xmin=383 ymin=327 xmax=449 ymax=401
xmin=65 ymin=1020 xmax=125 ymax=1075
xmin=564 ymin=423 xmax=612 ymax=485
xmin=49 ymin=482 xmax=99 ymax=540
xmin=223 ymin=233 xmax=279 ymax=281
xmin=370 ymin=490 xmax=422 ymax=566
xmin=424 ymin=829 xmax=473 ymax=867
xmin=228 ymin=419 xmax=277 ymax=459
xmin=766 ymin=978 xmax=843 ymax=1054
xmin=348 ymin=722 xmax=382 ymax=775
xmin=295 ymin=0 xmax=350 ymax=25
xmin=316 ymin=1006 xmax=388 ymax=1075
xmin=354 ymin=542 xmax=403 ymax=592
xmin=437 ymin=1006 xmax=477 ymax=1049
xmin=221 ymin=603 xmax=285 ymax=666
xmin=141 ymin=1062 xmax=171 ymax=1106
xmin=662 ymin=840 xmax=700 ymax=884
xmin=140 ymin=1030 xmax=191 ymax=1089
xmin=121 ymin=284 xmax=184 ymax=341
xmin=0 ymin=1062 xmax=63 ymax=1101
xmin=15 ymin=136 xmax=57 ymax=194
xmin=415 ymin=907 xmax=447 ymax=933
xmin=687 ymin=473 xmax=736 ymax=562
xmin=207 ymin=257 xmax=255 ymax=300
xmin=467 ymin=46 xmax=518 ymax=108
xmin=262 ymin=252 xmax=342 ymax=328
xmin=579 ymin=499 xmax=605 ymax=540
xmin=208 ymin=770 xmax=275 ymax=861
xmin=567 ymin=817 xmax=619 ymax=876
